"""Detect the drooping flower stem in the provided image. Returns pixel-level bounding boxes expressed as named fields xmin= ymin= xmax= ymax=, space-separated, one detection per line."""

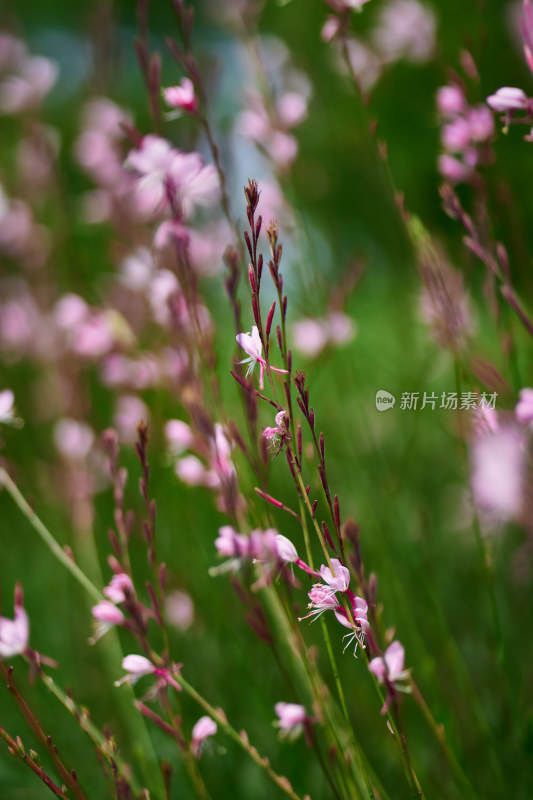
xmin=178 ymin=675 xmax=307 ymax=800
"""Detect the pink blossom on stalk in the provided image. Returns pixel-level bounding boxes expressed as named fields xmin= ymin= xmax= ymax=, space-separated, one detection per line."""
xmin=236 ymin=326 xmax=287 ymax=389
xmin=103 ymin=573 xmax=134 ymax=604
xmin=114 ymin=396 xmax=149 ymax=445
xmin=467 ymin=106 xmax=494 ymax=142
xmin=114 ymin=654 xmax=155 ymax=686
xmin=92 ymin=601 xmax=125 ymax=626
xmin=486 ymin=87 xmax=528 ymax=113
xmin=191 ymin=716 xmax=217 ymax=758
xmin=320 ymin=558 xmax=350 ymax=592
xmin=274 ymin=702 xmax=307 ymax=740
xmin=516 ymin=387 xmax=533 ymax=425
xmin=0 ymin=585 xmax=29 ymax=658
xmin=163 ymin=79 xmax=197 ymax=113
xmin=334 ymin=594 xmax=369 ymax=655
xmin=275 ymin=534 xmax=298 ymax=563
xmin=299 ymin=583 xmax=339 ymax=622
xmin=115 ymin=654 xmax=183 ymax=692
xmin=369 ymin=641 xmax=410 ymax=712
xmin=441 ymin=117 xmax=471 ymax=152
xmin=372 ymin=0 xmax=436 ymax=65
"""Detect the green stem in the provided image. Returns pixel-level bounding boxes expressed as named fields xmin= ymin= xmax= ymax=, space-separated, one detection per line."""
xmin=0 ymin=468 xmax=102 ymax=603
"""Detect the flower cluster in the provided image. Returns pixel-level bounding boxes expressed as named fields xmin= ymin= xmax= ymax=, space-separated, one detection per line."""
xmin=437 ymin=84 xmax=494 ymax=184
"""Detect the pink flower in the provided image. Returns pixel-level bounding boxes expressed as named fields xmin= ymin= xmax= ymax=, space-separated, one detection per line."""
xmin=115 ymin=654 xmax=183 ymax=692
xmin=0 ymin=585 xmax=29 ymax=658
xmin=320 ymin=558 xmax=350 ymax=592
xmin=53 ymin=419 xmax=94 ymax=461
xmin=0 ymin=389 xmax=22 ymax=427
xmin=115 ymin=654 xmax=155 ymax=686
xmin=438 ymin=154 xmax=473 ymax=184
xmin=436 ymin=85 xmax=466 ymax=116
xmin=334 ymin=595 xmax=369 ymax=654
xmin=92 ymin=601 xmax=125 ymax=626
xmin=236 ymin=326 xmax=287 ymax=389
xmin=369 ymin=641 xmax=410 ymax=712
xmin=163 ymin=79 xmax=197 ymax=113
xmin=441 ymin=117 xmax=471 ymax=152
xmin=103 ymin=573 xmax=134 ymax=605
xmin=467 ymin=106 xmax=494 ymax=142
xmin=274 ymin=702 xmax=307 ymax=739
xmin=191 ymin=716 xmax=217 ymax=758
xmin=369 ymin=640 xmax=408 ymax=684
xmin=515 ymin=388 xmax=533 ymax=425
xmin=214 ymin=525 xmax=248 ymax=558
xmin=487 ymin=87 xmax=528 ymax=113
xmin=275 ymin=534 xmax=298 ymax=563
xmin=236 ymin=326 xmax=265 ymax=387
xmin=471 ymin=426 xmax=526 ymax=524
xmin=165 ymin=419 xmax=194 ymax=456
xmin=165 ymin=590 xmax=194 ymax=630
xmin=299 ymin=583 xmax=339 ymax=622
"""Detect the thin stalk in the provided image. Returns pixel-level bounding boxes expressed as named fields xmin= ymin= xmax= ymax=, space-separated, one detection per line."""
xmin=178 ymin=675 xmax=307 ymax=800
xmin=0 ymin=468 xmax=102 ymax=603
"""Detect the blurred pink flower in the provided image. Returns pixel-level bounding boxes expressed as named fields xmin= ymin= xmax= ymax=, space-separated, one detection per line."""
xmin=114 ymin=396 xmax=149 ymax=444
xmin=292 ymin=312 xmax=356 ymax=358
xmin=436 ymin=85 xmax=466 ymax=117
xmin=471 ymin=426 xmax=527 ymax=524
xmin=0 ymin=585 xmax=29 ymax=658
xmin=166 ymin=590 xmax=194 ymax=630
xmin=487 ymin=86 xmax=528 ymax=112
xmin=191 ymin=716 xmax=217 ymax=758
xmin=53 ymin=419 xmax=94 ymax=461
xmin=438 ymin=154 xmax=473 ymax=183
xmin=92 ymin=601 xmax=125 ymax=626
xmin=515 ymin=387 xmax=533 ymax=425
xmin=103 ymin=573 xmax=134 ymax=604
xmin=274 ymin=702 xmax=307 ymax=739
xmin=175 ymin=454 xmax=209 ymax=487
xmin=125 ymin=135 xmax=218 ymax=219
xmin=372 ymin=0 xmax=436 ymax=64
xmin=0 ymin=389 xmax=21 ymax=426
xmin=163 ymin=78 xmax=197 ymax=113
xmin=115 ymin=654 xmax=155 ymax=686
xmin=0 ymin=55 xmax=58 ymax=114
xmin=275 ymin=534 xmax=298 ymax=563
xmin=165 ymin=419 xmax=194 ymax=456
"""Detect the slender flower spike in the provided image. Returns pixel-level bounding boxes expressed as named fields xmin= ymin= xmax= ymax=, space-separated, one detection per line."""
xmin=274 ymin=702 xmax=308 ymax=740
xmin=320 ymin=558 xmax=350 ymax=592
xmin=0 ymin=585 xmax=29 ymax=658
xmin=191 ymin=716 xmax=217 ymax=758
